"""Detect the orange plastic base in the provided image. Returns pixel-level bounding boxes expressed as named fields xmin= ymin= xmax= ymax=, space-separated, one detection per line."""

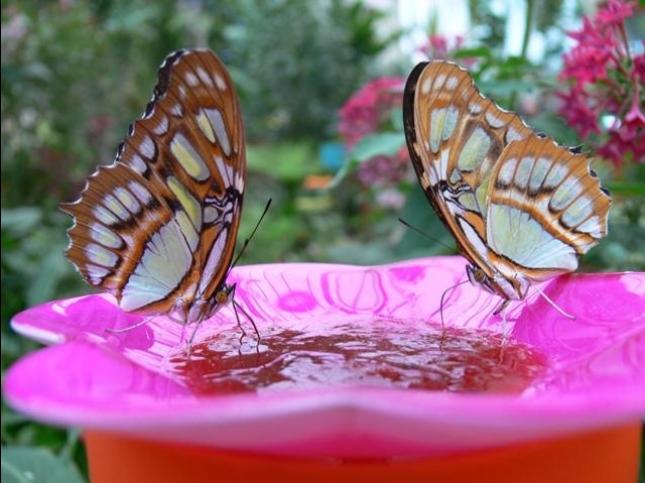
xmin=85 ymin=424 xmax=640 ymax=483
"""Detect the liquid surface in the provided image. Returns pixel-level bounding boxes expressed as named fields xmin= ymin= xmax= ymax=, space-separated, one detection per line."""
xmin=169 ymin=321 xmax=547 ymax=396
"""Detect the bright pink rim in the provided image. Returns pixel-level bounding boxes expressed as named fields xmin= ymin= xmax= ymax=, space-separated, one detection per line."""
xmin=4 ymin=256 xmax=644 ymax=457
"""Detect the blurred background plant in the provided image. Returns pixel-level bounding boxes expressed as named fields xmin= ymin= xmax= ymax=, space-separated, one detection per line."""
xmin=1 ymin=0 xmax=643 ymax=480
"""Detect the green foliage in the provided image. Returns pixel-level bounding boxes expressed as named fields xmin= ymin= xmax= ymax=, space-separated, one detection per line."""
xmin=584 ymin=164 xmax=645 ymax=271
xmin=395 ymin=185 xmax=456 ymax=259
xmin=349 ymin=133 xmax=405 ymax=163
xmin=1 ymin=2 xmax=390 ymax=480
xmin=224 ymin=0 xmax=393 ymax=141
xmin=332 ymin=5 xmax=644 ymax=273
xmin=1 ymin=1 xmax=643 ymax=481
xmin=247 ymin=142 xmax=318 ymax=183
xmin=1 ymin=446 xmax=84 ymax=483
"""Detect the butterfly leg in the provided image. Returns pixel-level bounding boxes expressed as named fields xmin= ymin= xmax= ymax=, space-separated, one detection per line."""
xmin=234 ymin=301 xmax=261 ymax=354
xmin=493 ymin=298 xmax=510 ymax=316
xmin=492 ymin=298 xmax=513 ymax=343
xmin=229 ymin=285 xmax=247 ymax=344
xmin=436 ymin=278 xmax=470 ymax=330
xmin=235 ymin=301 xmax=260 ymax=342
xmin=184 ymin=315 xmax=205 ymax=360
xmin=439 ymin=285 xmax=450 ymax=330
xmin=229 ymin=284 xmax=261 ymax=344
xmin=164 ymin=298 xmax=192 ymax=344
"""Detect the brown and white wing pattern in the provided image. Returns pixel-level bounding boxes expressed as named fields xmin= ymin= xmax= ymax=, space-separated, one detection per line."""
xmin=484 ymin=137 xmax=611 ymax=282
xmin=403 ymin=61 xmax=533 ymax=268
xmin=404 ymin=60 xmax=611 ymax=300
xmin=62 ymin=49 xmax=245 ymax=321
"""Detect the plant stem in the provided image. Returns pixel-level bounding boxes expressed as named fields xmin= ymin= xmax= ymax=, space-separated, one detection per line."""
xmin=618 ymin=24 xmax=631 ymax=61
xmin=510 ymin=0 xmax=534 ymax=109
xmin=520 ymin=0 xmax=534 ymax=60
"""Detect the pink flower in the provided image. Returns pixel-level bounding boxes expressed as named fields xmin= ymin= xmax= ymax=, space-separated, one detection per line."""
xmin=419 ymin=34 xmax=465 ymax=61
xmin=566 ymin=17 xmax=612 ymax=48
xmin=429 ymin=35 xmax=448 ymax=57
xmin=625 ymin=90 xmax=645 ymax=126
xmin=557 ymin=0 xmax=641 ymax=168
xmin=556 ymin=88 xmax=600 ymax=139
xmin=560 ymin=45 xmax=612 ymax=85
xmin=338 ymin=77 xmax=404 ymax=149
xmin=595 ymin=0 xmax=635 ymax=27
xmin=633 ymin=52 xmax=645 ymax=84
xmin=338 ymin=78 xmax=412 ymax=190
xmin=598 ymin=121 xmax=644 ymax=166
xmin=356 ymin=147 xmax=410 ymax=189
xmin=596 ymin=83 xmax=645 ymax=166
xmin=375 ymin=188 xmax=406 ymax=210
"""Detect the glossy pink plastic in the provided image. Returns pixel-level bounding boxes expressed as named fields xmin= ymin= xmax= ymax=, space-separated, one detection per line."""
xmin=4 ymin=257 xmax=644 ymax=463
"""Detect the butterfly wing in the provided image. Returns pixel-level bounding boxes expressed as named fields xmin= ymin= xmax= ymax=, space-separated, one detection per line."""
xmin=404 ymin=61 xmax=533 ymax=271
xmin=62 ymin=49 xmax=245 ymax=320
xmin=404 ymin=60 xmax=611 ymax=299
xmin=484 ymin=137 xmax=611 ymax=282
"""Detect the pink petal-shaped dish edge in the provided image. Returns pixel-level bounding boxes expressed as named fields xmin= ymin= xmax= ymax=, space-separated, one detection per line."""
xmin=4 ymin=256 xmax=645 ymax=457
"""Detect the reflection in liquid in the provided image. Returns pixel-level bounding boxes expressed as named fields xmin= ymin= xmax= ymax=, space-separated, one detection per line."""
xmin=169 ymin=320 xmax=547 ymax=396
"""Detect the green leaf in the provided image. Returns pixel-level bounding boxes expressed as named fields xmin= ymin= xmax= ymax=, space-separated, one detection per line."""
xmin=349 ymin=132 xmax=404 ymax=162
xmin=501 ymin=55 xmax=529 ymax=68
xmin=327 ymin=159 xmax=354 ymax=189
xmin=477 ymin=79 xmax=536 ymax=98
xmin=395 ymin=185 xmax=455 ymax=257
xmin=452 ymin=46 xmax=492 ymax=60
xmin=0 ymin=208 xmax=43 ymax=237
xmin=527 ymin=112 xmax=581 ymax=146
xmin=389 ymin=109 xmax=404 ymax=132
xmin=606 ymin=182 xmax=645 ymax=197
xmin=1 ymin=447 xmax=84 ymax=483
xmin=26 ymin=248 xmax=70 ymax=306
xmin=325 ymin=240 xmax=395 ymax=265
xmin=246 ymin=142 xmax=317 ymax=182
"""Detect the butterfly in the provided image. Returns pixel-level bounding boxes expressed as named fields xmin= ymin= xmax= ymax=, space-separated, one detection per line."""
xmin=403 ymin=61 xmax=611 ymax=312
xmin=62 ymin=48 xmax=255 ymax=329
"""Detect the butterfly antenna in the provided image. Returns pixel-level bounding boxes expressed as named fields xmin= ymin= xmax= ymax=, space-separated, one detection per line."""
xmin=229 ymin=198 xmax=272 ymax=272
xmin=398 ymin=218 xmax=453 ymax=251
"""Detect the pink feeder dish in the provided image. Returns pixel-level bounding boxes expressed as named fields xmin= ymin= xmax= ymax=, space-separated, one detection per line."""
xmin=4 ymin=256 xmax=644 ymax=483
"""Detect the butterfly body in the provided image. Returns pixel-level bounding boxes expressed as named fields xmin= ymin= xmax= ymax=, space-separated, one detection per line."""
xmin=403 ymin=61 xmax=611 ymax=301
xmin=62 ymin=49 xmax=246 ymax=324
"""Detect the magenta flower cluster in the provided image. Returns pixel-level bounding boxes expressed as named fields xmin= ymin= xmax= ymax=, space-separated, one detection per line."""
xmin=419 ymin=34 xmax=465 ymax=61
xmin=557 ymin=0 xmax=644 ymax=167
xmin=338 ymin=77 xmax=404 ymax=149
xmin=355 ymin=148 xmax=410 ymax=189
xmin=338 ymin=76 xmax=409 ymax=188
